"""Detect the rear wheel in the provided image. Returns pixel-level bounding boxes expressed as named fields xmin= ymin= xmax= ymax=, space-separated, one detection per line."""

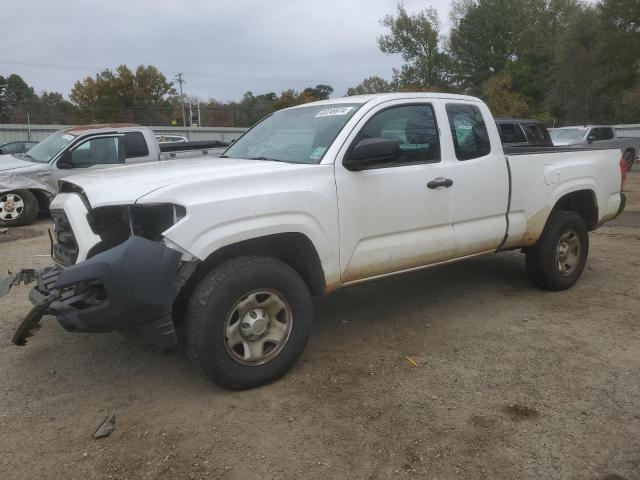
xmin=624 ymin=150 xmax=635 ymax=171
xmin=526 ymin=211 xmax=589 ymax=291
xmin=186 ymin=255 xmax=313 ymax=389
xmin=0 ymin=190 xmax=38 ymax=227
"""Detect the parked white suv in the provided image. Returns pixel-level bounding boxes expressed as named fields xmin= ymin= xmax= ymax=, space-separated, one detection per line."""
xmin=1 ymin=93 xmax=627 ymax=389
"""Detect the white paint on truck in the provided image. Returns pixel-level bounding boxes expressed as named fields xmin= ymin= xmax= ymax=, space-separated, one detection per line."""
xmin=56 ymin=93 xmax=624 ymax=290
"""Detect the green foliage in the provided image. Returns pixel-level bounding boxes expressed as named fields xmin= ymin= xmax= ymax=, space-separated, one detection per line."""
xmin=370 ymin=0 xmax=640 ymax=125
xmin=70 ymin=65 xmax=176 ymax=124
xmin=377 ymin=4 xmax=447 ymax=89
xmin=482 ymin=73 xmax=532 ymax=118
xmin=347 ymin=76 xmax=395 ymax=95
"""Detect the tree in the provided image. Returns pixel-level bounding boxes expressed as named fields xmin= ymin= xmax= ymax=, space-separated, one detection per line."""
xmin=70 ymin=65 xmax=176 ymax=124
xmin=302 ymin=84 xmax=334 ymax=101
xmin=378 ymin=4 xmax=448 ymax=89
xmin=347 ymin=76 xmax=395 ymax=95
xmin=482 ymin=73 xmax=531 ymax=118
xmin=547 ymin=7 xmax=610 ymax=124
xmin=597 ymin=0 xmax=640 ymax=121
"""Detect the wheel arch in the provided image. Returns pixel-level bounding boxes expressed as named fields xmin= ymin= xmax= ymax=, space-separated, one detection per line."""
xmin=28 ymin=189 xmax=52 ymax=211
xmin=172 ymin=232 xmax=326 ymax=325
xmin=551 ymin=189 xmax=599 ymax=231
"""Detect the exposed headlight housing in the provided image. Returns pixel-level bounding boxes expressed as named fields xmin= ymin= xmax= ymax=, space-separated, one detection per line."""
xmin=86 ymin=203 xmax=186 ymax=258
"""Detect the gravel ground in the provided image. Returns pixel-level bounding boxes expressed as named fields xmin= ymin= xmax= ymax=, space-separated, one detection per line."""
xmin=0 ymin=172 xmax=639 ymax=480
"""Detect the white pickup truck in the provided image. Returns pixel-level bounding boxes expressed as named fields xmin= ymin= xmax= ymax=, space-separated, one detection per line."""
xmin=1 ymin=93 xmax=627 ymax=389
xmin=0 ymin=124 xmax=228 ymax=226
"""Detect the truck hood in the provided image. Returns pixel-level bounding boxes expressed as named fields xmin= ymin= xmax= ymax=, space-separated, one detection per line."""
xmin=0 ymin=154 xmax=40 ymax=172
xmin=63 ymin=157 xmax=313 ymax=207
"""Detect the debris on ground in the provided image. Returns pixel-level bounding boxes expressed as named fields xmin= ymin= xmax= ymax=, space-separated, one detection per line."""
xmin=404 ymin=355 xmax=418 ymax=367
xmin=0 ymin=228 xmax=8 ymax=234
xmin=94 ymin=414 xmax=116 ymax=439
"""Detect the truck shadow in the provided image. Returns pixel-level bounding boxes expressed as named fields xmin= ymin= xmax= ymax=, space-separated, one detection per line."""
xmin=10 ymin=251 xmax=530 ymax=394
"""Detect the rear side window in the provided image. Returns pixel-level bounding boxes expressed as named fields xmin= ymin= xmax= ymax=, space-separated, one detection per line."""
xmin=525 ymin=124 xmax=546 ymax=143
xmin=601 ymin=128 xmax=614 ymax=140
xmin=498 ymin=123 xmax=527 ymax=144
xmin=446 ymin=104 xmax=491 ymax=160
xmin=124 ymin=132 xmax=149 ymax=158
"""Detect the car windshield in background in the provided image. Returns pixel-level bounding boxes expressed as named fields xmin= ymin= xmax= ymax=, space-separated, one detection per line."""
xmin=550 ymin=128 xmax=588 ymax=141
xmin=25 ymin=131 xmax=75 ymax=163
xmin=223 ymin=104 xmax=362 ymax=164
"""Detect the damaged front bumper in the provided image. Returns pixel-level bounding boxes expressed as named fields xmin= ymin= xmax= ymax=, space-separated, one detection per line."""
xmin=2 ymin=236 xmax=192 ymax=349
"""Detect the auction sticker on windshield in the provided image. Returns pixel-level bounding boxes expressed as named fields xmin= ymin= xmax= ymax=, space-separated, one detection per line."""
xmin=315 ymin=107 xmax=354 ymax=118
xmin=62 ymin=134 xmax=74 ymax=141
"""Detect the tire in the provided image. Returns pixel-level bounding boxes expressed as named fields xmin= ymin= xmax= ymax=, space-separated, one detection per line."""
xmin=623 ymin=150 xmax=635 ymax=171
xmin=186 ymin=255 xmax=313 ymax=389
xmin=0 ymin=190 xmax=38 ymax=227
xmin=526 ymin=211 xmax=589 ymax=291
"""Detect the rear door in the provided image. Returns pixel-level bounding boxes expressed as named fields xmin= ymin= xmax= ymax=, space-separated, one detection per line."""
xmin=334 ymin=100 xmax=456 ymax=283
xmin=445 ymin=102 xmax=510 ymax=257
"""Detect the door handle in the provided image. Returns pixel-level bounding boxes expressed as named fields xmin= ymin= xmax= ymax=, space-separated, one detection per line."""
xmin=36 ymin=172 xmax=51 ymax=177
xmin=427 ymin=177 xmax=453 ymax=189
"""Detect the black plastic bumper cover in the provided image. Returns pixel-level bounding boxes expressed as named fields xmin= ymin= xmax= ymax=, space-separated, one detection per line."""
xmin=29 ymin=236 xmax=184 ymax=348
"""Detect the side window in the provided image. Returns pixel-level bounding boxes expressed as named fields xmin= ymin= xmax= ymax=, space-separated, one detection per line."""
xmin=70 ymin=137 xmax=122 ymax=167
xmin=590 ymin=128 xmax=609 ymax=141
xmin=602 ymin=128 xmax=614 ymax=140
xmin=498 ymin=123 xmax=527 ymax=144
xmin=354 ymin=104 xmax=440 ymax=166
xmin=446 ymin=104 xmax=491 ymax=160
xmin=3 ymin=142 xmax=23 ymax=154
xmin=124 ymin=132 xmax=150 ymax=158
xmin=525 ymin=124 xmax=546 ymax=143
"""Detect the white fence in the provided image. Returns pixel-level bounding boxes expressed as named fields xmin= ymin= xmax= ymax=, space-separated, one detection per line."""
xmin=0 ymin=124 xmax=247 ymax=144
xmin=614 ymin=124 xmax=640 ymax=138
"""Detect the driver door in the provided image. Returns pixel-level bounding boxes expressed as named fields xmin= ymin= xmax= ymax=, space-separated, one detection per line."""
xmin=48 ymin=135 xmax=125 ymax=189
xmin=334 ymin=101 xmax=456 ymax=283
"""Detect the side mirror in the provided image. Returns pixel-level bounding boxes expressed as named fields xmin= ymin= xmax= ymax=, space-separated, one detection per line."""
xmin=587 ymin=135 xmax=596 ymax=144
xmin=344 ymin=138 xmax=401 ymax=171
xmin=57 ymin=150 xmax=73 ymax=169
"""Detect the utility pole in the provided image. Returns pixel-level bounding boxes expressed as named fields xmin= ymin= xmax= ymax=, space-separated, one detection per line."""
xmin=175 ymin=73 xmax=187 ymax=135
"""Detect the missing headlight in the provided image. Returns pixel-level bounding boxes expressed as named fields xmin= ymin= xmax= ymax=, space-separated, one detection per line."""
xmin=130 ymin=204 xmax=185 ymax=241
xmin=86 ymin=203 xmax=186 ymax=259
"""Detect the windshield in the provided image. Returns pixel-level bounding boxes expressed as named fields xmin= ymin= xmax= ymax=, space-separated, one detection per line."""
xmin=25 ymin=131 xmax=75 ymax=163
xmin=223 ymin=103 xmax=362 ymax=164
xmin=550 ymin=128 xmax=588 ymax=141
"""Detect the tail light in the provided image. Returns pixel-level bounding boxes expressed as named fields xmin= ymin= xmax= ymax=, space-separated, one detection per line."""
xmin=620 ymin=156 xmax=628 ymax=191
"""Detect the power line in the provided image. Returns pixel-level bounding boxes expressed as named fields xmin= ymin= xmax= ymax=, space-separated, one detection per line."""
xmin=0 ymin=59 xmax=357 ymax=85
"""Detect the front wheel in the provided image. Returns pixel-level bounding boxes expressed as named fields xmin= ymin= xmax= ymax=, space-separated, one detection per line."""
xmin=525 ymin=211 xmax=589 ymax=291
xmin=0 ymin=190 xmax=38 ymax=227
xmin=186 ymin=256 xmax=313 ymax=389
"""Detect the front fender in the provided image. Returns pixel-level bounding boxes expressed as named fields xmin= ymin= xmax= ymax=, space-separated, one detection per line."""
xmin=162 ymin=211 xmax=339 ymax=288
xmin=0 ymin=170 xmax=55 ymax=196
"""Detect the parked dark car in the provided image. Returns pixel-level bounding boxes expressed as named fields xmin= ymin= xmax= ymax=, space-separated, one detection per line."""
xmin=496 ymin=119 xmax=553 ymax=148
xmin=0 ymin=141 xmax=38 ymax=155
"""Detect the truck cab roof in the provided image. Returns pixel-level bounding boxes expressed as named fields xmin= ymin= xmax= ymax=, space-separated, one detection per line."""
xmin=62 ymin=124 xmax=144 ymax=136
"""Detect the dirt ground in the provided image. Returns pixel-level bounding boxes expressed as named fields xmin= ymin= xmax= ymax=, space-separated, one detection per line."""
xmin=1 ymin=173 xmax=639 ymax=480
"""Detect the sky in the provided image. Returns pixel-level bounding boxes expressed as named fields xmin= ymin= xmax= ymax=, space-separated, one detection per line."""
xmin=1 ymin=0 xmax=452 ymax=102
